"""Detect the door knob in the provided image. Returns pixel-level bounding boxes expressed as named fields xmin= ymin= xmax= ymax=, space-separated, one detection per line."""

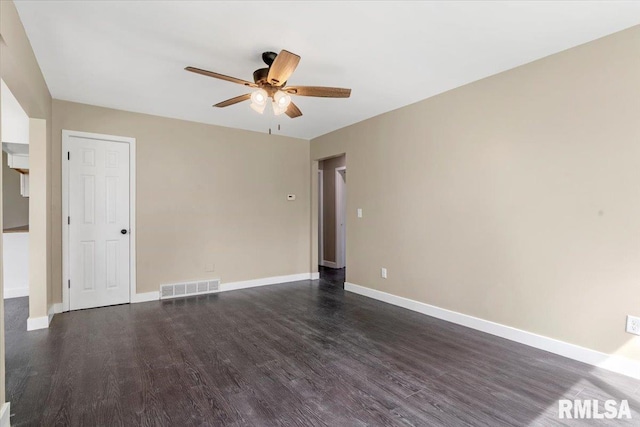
xmin=121 ymin=229 xmax=128 ymax=235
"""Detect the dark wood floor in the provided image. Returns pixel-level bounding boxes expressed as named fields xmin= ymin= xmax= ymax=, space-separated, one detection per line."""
xmin=5 ymin=268 xmax=640 ymax=426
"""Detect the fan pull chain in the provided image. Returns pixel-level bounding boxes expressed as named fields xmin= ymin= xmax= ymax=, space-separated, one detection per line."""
xmin=267 ymin=124 xmax=281 ymax=135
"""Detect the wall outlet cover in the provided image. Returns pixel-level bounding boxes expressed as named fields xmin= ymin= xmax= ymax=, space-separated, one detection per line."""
xmin=626 ymin=315 xmax=640 ymax=336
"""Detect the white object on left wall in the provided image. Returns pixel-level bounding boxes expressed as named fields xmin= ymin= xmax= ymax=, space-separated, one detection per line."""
xmin=20 ymin=173 xmax=29 ymax=197
xmin=3 ymin=232 xmax=29 ymax=298
xmin=5 ymin=151 xmax=29 ymax=169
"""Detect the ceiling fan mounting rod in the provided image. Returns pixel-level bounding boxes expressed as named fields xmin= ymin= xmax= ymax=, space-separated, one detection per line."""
xmin=262 ymin=51 xmax=278 ymax=66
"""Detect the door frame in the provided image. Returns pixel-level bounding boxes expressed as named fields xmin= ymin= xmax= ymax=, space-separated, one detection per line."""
xmin=61 ymin=130 xmax=137 ymax=312
xmin=317 ymin=169 xmax=324 ymax=266
xmin=335 ymin=166 xmax=346 ymax=269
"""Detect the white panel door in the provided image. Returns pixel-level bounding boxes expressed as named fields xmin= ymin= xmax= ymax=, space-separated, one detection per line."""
xmin=68 ymin=137 xmax=130 ymax=310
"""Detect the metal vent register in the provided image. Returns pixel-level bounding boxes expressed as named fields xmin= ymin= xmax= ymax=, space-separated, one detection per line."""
xmin=160 ymin=279 xmax=220 ymax=299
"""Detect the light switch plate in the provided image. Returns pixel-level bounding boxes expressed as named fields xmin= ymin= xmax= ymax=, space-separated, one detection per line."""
xmin=381 ymin=268 xmax=387 ymax=279
xmin=357 ymin=208 xmax=363 ymax=218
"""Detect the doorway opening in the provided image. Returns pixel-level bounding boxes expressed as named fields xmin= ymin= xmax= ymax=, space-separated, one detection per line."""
xmin=317 ymin=154 xmax=346 ymax=286
xmin=2 ymin=79 xmax=30 ymax=321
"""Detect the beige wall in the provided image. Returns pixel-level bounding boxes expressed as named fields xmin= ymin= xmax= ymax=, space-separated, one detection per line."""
xmin=2 ymin=151 xmax=29 ymax=229
xmin=311 ymin=25 xmax=640 ymax=362
xmin=1 ymin=0 xmax=54 ymax=404
xmin=28 ymin=118 xmax=49 ymax=317
xmin=52 ymin=100 xmax=311 ymax=301
xmin=319 ymin=155 xmax=346 ymax=263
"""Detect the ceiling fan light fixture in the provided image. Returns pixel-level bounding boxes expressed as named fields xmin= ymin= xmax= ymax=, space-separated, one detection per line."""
xmin=250 ymin=102 xmax=266 ymax=114
xmin=272 ymin=90 xmax=291 ymax=115
xmin=249 ymin=88 xmax=268 ymax=114
xmin=272 ymin=101 xmax=286 ymax=116
xmin=250 ymin=88 xmax=268 ymax=104
xmin=274 ymin=90 xmax=291 ymax=108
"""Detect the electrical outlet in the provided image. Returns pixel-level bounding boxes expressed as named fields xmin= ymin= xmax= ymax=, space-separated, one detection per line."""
xmin=381 ymin=268 xmax=387 ymax=279
xmin=626 ymin=315 xmax=640 ymax=336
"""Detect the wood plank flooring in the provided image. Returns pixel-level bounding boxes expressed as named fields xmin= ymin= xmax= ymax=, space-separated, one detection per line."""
xmin=5 ymin=268 xmax=640 ymax=426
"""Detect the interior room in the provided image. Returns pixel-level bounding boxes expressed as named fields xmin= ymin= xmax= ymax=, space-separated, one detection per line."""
xmin=1 ymin=1 xmax=640 ymax=425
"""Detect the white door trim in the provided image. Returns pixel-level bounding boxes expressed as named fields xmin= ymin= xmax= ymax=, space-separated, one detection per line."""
xmin=335 ymin=166 xmax=346 ymax=269
xmin=318 ymin=169 xmax=324 ymax=266
xmin=62 ymin=130 xmax=136 ymax=312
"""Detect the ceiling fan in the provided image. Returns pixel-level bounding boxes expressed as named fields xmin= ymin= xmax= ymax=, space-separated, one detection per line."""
xmin=185 ymin=50 xmax=351 ymax=118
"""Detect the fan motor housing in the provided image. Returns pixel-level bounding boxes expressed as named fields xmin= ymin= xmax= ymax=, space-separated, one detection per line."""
xmin=253 ymin=67 xmax=269 ymax=84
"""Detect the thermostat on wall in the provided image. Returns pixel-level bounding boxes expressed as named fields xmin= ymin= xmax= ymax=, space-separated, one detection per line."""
xmin=287 ymin=194 xmax=296 ymax=201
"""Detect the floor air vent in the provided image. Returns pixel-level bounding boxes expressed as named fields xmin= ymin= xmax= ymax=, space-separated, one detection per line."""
xmin=160 ymin=279 xmax=220 ymax=300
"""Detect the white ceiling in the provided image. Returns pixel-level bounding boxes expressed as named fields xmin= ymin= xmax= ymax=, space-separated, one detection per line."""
xmin=14 ymin=1 xmax=640 ymax=140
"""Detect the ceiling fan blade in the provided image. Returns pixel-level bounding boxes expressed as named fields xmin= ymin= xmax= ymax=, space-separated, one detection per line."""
xmin=185 ymin=66 xmax=257 ymax=87
xmin=214 ymin=93 xmax=252 ymax=108
xmin=267 ymin=50 xmax=301 ymax=86
xmin=285 ymin=101 xmax=303 ymax=118
xmin=283 ymin=86 xmax=351 ymax=98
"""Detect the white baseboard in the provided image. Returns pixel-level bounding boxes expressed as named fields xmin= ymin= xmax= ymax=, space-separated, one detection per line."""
xmin=345 ymin=282 xmax=640 ymax=380
xmin=27 ymin=315 xmax=50 ymax=331
xmin=310 ymin=272 xmax=320 ymax=280
xmin=222 ymin=272 xmax=315 ymax=292
xmin=321 ymin=260 xmax=338 ymax=268
xmin=4 ymin=287 xmax=28 ymax=299
xmin=0 ymin=402 xmax=10 ymax=427
xmin=131 ymin=291 xmax=160 ymax=303
xmin=46 ymin=303 xmax=64 ymax=324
